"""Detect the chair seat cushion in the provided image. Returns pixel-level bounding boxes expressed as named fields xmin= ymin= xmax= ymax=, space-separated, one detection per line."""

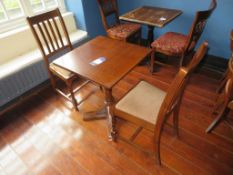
xmin=107 ymin=23 xmax=141 ymax=40
xmin=115 ymin=81 xmax=166 ymax=124
xmin=151 ymin=32 xmax=189 ymax=56
xmin=49 ymin=62 xmax=75 ymax=80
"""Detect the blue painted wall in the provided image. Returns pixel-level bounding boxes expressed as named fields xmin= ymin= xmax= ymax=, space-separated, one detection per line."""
xmin=65 ymin=0 xmax=105 ymax=37
xmin=81 ymin=0 xmax=106 ymax=37
xmin=65 ymin=0 xmax=233 ymax=59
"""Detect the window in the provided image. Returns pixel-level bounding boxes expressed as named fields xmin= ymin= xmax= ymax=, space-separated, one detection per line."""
xmin=0 ymin=0 xmax=66 ymax=33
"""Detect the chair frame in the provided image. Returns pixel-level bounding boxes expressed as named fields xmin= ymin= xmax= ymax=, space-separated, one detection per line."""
xmin=216 ymin=30 xmax=233 ymax=93
xmin=97 ymin=0 xmax=141 ymax=42
xmin=206 ymin=57 xmax=233 ymax=133
xmin=150 ymin=0 xmax=216 ymax=72
xmin=27 ymin=8 xmax=89 ymax=111
xmin=115 ymin=42 xmax=208 ymax=165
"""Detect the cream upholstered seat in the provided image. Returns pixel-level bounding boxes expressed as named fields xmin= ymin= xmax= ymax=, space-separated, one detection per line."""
xmin=114 ymin=42 xmax=209 ymax=165
xmin=115 ymin=81 xmax=166 ymax=124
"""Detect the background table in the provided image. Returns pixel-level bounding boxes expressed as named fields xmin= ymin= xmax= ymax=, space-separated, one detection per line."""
xmin=120 ymin=6 xmax=182 ymax=45
xmin=53 ymin=36 xmax=151 ymax=140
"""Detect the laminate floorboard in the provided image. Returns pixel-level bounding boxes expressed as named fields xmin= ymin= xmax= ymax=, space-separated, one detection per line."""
xmin=1 ymin=65 xmax=233 ymax=175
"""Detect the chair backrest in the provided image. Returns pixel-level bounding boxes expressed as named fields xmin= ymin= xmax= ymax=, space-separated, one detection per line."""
xmin=154 ymin=42 xmax=208 ymax=133
xmin=183 ymin=0 xmax=216 ymax=55
xmin=97 ymin=0 xmax=120 ymax=30
xmin=27 ymin=8 xmax=73 ymax=68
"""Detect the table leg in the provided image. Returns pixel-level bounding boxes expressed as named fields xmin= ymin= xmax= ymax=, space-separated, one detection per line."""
xmin=147 ymin=25 xmax=155 ymax=47
xmin=104 ymin=88 xmax=117 ymax=141
xmin=82 ymin=87 xmax=116 ymax=141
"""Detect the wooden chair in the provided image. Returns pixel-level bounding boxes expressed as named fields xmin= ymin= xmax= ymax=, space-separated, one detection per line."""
xmin=216 ymin=30 xmax=233 ymax=93
xmin=150 ymin=0 xmax=216 ymax=73
xmin=114 ymin=42 xmax=208 ymax=165
xmin=206 ymin=57 xmax=233 ymax=133
xmin=27 ymin=8 xmax=92 ymax=111
xmin=97 ymin=0 xmax=141 ymax=43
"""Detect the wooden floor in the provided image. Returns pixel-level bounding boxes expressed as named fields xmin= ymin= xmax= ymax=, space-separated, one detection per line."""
xmin=1 ymin=65 xmax=233 ymax=175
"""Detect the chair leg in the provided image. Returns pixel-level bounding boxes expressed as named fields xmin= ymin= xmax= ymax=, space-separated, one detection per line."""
xmin=137 ymin=29 xmax=142 ymax=45
xmin=206 ymin=108 xmax=230 ymax=133
xmin=66 ymin=80 xmax=78 ymax=111
xmin=48 ymin=71 xmax=56 ymax=89
xmin=216 ymin=74 xmax=228 ymax=93
xmin=173 ymin=105 xmax=180 ymax=138
xmin=154 ymin=117 xmax=168 ymax=166
xmin=179 ymin=55 xmax=184 ymax=68
xmin=154 ymin=138 xmax=162 ymax=166
xmin=150 ymin=50 xmax=155 ymax=74
xmin=99 ymin=85 xmax=104 ymax=92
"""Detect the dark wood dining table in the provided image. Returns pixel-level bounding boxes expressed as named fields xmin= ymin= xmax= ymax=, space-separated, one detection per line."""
xmin=120 ymin=6 xmax=182 ymax=45
xmin=53 ymin=36 xmax=151 ymax=140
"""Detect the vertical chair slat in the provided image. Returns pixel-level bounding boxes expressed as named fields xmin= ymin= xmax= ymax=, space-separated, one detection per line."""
xmin=42 ymin=20 xmax=55 ymax=52
xmin=38 ymin=22 xmax=51 ymax=54
xmin=52 ymin=18 xmax=64 ymax=47
xmin=29 ymin=23 xmax=46 ymax=57
xmin=58 ymin=12 xmax=73 ymax=50
xmin=48 ymin=19 xmax=59 ymax=50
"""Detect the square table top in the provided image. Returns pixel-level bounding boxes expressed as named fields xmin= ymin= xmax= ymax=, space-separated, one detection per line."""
xmin=120 ymin=6 xmax=182 ymax=27
xmin=53 ymin=36 xmax=151 ymax=89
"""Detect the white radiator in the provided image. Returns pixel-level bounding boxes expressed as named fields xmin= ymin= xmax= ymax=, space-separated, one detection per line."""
xmin=0 ymin=30 xmax=88 ymax=108
xmin=0 ymin=60 xmax=48 ymax=107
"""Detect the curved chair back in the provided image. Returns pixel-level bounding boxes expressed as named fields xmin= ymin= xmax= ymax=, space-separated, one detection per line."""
xmin=97 ymin=0 xmax=120 ymax=30
xmin=156 ymin=42 xmax=208 ymax=124
xmin=183 ymin=0 xmax=216 ymax=56
xmin=154 ymin=41 xmax=208 ymax=164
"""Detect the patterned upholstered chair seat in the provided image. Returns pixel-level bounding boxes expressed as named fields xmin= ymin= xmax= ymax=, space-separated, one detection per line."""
xmin=151 ymin=32 xmax=191 ymax=56
xmin=107 ymin=23 xmax=141 ymax=40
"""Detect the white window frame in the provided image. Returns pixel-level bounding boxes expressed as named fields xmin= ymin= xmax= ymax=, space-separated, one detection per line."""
xmin=0 ymin=0 xmax=66 ymax=34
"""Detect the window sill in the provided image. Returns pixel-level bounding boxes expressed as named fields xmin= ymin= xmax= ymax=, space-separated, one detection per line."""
xmin=0 ymin=29 xmax=88 ymax=80
xmin=0 ymin=11 xmax=82 ymax=65
xmin=0 ymin=12 xmax=74 ymax=39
